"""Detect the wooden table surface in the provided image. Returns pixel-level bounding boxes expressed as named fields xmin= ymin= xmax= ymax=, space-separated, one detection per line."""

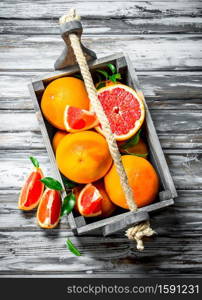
xmin=0 ymin=0 xmax=202 ymax=278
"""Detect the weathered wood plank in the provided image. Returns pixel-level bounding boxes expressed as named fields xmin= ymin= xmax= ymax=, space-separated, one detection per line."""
xmin=1 ymin=132 xmax=202 ymax=150
xmin=1 ymin=110 xmax=202 ymax=133
xmin=0 ymin=190 xmax=201 ymax=236
xmin=0 ymin=132 xmax=44 ymax=150
xmin=0 ymin=0 xmax=201 ymax=279
xmin=0 ymin=150 xmax=201 ymax=190
xmin=1 ymin=72 xmax=202 ymax=110
xmin=0 ymin=112 xmax=39 ymax=132
xmin=0 ymin=190 xmax=70 ymax=230
xmin=0 ymin=35 xmax=201 ymax=71
xmin=151 ymin=110 xmax=202 ymax=134
xmin=0 ymin=110 xmax=202 ymax=150
xmin=158 ymin=134 xmax=202 ymax=149
xmin=1 ymin=71 xmax=202 ymax=149
xmin=1 ymin=17 xmax=202 ymax=35
xmin=0 ymin=1 xmax=201 ymax=20
xmin=0 ymin=151 xmax=53 ymax=190
xmin=0 ymin=230 xmax=202 ymax=276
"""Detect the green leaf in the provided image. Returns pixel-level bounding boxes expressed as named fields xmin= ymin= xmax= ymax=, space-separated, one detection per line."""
xmin=114 ymin=73 xmax=122 ymax=80
xmin=125 ymin=152 xmax=148 ymax=158
xmin=66 ymin=239 xmax=81 ymax=256
xmin=29 ymin=156 xmax=39 ymax=168
xmin=74 ymin=74 xmax=83 ymax=80
xmin=108 ymin=74 xmax=117 ymax=83
xmin=120 ymin=130 xmax=142 ymax=150
xmin=96 ymin=69 xmax=109 ymax=79
xmin=107 ymin=63 xmax=116 ymax=74
xmin=96 ymin=82 xmax=105 ymax=90
xmin=40 ymin=177 xmax=63 ymax=191
xmin=62 ymin=177 xmax=78 ymax=189
xmin=109 ymin=73 xmax=121 ymax=83
xmin=61 ymin=192 xmax=76 ymax=217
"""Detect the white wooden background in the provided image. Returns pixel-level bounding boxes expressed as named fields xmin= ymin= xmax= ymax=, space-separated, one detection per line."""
xmin=0 ymin=0 xmax=202 ymax=277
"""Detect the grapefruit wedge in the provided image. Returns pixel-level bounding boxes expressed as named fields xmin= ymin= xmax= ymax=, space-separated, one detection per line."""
xmin=18 ymin=168 xmax=44 ymax=211
xmin=77 ymin=184 xmax=102 ymax=217
xmin=96 ymin=84 xmax=145 ymax=141
xmin=64 ymin=105 xmax=99 ymax=132
xmin=74 ymin=181 xmax=116 ymax=218
xmin=37 ymin=189 xmax=61 ymax=229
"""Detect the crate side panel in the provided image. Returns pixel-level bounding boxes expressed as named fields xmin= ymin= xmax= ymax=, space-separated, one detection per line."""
xmin=125 ymin=54 xmax=177 ymax=199
xmin=28 ymin=82 xmax=77 ymax=230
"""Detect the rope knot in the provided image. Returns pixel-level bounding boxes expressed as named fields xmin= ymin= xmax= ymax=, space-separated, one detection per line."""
xmin=125 ymin=221 xmax=156 ymax=251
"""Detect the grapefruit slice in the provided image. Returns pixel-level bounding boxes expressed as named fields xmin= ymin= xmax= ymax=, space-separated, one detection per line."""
xmin=93 ymin=181 xmax=116 ymax=218
xmin=77 ymin=184 xmax=102 ymax=217
xmin=74 ymin=181 xmax=116 ymax=218
xmin=64 ymin=105 xmax=99 ymax=132
xmin=18 ymin=168 xmax=44 ymax=211
xmin=96 ymin=84 xmax=145 ymax=141
xmin=37 ymin=189 xmax=61 ymax=229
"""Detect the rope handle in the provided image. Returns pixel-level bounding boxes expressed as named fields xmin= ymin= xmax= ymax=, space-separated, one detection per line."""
xmin=59 ymin=8 xmax=155 ymax=250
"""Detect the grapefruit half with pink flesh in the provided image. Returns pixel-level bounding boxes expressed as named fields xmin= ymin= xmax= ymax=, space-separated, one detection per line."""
xmin=64 ymin=105 xmax=99 ymax=132
xmin=37 ymin=189 xmax=61 ymax=229
xmin=18 ymin=168 xmax=44 ymax=211
xmin=96 ymin=84 xmax=145 ymax=141
xmin=77 ymin=183 xmax=102 ymax=217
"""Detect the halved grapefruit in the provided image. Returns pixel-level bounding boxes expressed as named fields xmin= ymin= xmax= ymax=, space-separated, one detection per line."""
xmin=77 ymin=183 xmax=102 ymax=217
xmin=37 ymin=189 xmax=61 ymax=229
xmin=96 ymin=84 xmax=145 ymax=141
xmin=64 ymin=105 xmax=99 ymax=132
xmin=18 ymin=168 xmax=44 ymax=211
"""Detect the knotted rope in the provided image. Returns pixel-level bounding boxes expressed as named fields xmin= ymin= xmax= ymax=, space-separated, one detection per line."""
xmin=60 ymin=8 xmax=155 ymax=250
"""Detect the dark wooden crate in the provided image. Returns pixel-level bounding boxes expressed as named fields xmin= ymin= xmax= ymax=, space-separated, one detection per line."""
xmin=28 ymin=52 xmax=177 ymax=236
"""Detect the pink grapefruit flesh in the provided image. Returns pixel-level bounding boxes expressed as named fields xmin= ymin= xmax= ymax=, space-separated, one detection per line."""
xmin=77 ymin=184 xmax=102 ymax=217
xmin=96 ymin=84 xmax=145 ymax=141
xmin=37 ymin=189 xmax=61 ymax=229
xmin=64 ymin=105 xmax=99 ymax=132
xmin=18 ymin=168 xmax=44 ymax=211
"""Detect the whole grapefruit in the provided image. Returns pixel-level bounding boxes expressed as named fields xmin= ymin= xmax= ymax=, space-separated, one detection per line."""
xmin=56 ymin=131 xmax=112 ymax=184
xmin=119 ymin=137 xmax=148 ymax=158
xmin=41 ymin=77 xmax=89 ymax=130
xmin=104 ymin=155 xmax=159 ymax=209
xmin=52 ymin=130 xmax=68 ymax=152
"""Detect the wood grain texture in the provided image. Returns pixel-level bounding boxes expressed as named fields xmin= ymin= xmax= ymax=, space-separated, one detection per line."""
xmin=0 ymin=150 xmax=201 ymax=190
xmin=0 ymin=231 xmax=202 ymax=277
xmin=0 ymin=34 xmax=201 ymax=71
xmin=0 ymin=0 xmax=202 ymax=277
xmin=2 ymin=131 xmax=202 ymax=150
xmin=0 ymin=1 xmax=201 ymax=20
xmin=0 ymin=190 xmax=201 ymax=234
xmin=0 ymin=189 xmax=202 ymax=276
xmin=1 ymin=17 xmax=202 ymax=35
xmin=1 ymin=72 xmax=202 ymax=109
xmin=0 ymin=110 xmax=202 ymax=134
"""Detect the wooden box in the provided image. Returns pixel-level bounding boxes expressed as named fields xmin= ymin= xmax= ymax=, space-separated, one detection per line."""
xmin=28 ymin=52 xmax=177 ymax=236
